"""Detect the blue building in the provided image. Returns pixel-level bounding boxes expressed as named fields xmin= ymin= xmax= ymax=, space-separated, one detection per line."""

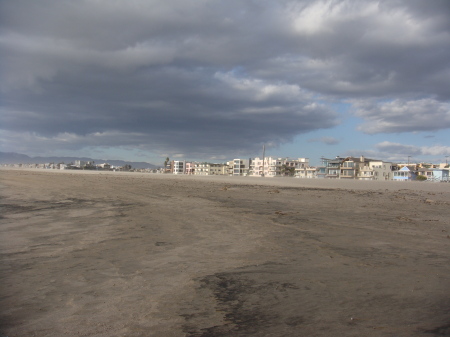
xmin=429 ymin=169 xmax=450 ymax=182
xmin=393 ymin=166 xmax=417 ymax=181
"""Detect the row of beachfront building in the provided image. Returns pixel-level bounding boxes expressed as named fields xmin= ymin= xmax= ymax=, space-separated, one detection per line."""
xmin=3 ymin=161 xmax=119 ymax=171
xmin=168 ymin=156 xmax=450 ymax=182
xmin=3 ymin=156 xmax=449 ymax=182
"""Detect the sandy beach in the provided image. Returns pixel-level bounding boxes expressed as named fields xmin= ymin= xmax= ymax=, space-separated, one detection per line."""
xmin=1 ymin=169 xmax=449 ymax=336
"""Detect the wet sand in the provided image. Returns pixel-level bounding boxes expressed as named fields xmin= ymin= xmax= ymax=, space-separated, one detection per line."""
xmin=1 ymin=169 xmax=449 ymax=336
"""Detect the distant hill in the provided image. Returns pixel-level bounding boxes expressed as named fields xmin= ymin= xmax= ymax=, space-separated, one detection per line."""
xmin=0 ymin=152 xmax=157 ymax=169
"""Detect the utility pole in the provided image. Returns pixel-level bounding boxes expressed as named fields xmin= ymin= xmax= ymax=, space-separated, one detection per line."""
xmin=261 ymin=144 xmax=265 ymax=177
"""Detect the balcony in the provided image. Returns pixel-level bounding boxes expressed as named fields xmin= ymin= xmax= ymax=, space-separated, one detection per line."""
xmin=357 ymin=171 xmax=373 ymax=177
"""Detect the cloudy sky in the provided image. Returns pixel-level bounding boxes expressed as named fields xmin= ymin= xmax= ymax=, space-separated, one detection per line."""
xmin=1 ymin=0 xmax=449 ymax=165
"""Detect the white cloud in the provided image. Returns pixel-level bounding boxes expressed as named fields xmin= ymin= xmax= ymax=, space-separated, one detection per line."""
xmin=354 ymin=99 xmax=450 ymax=134
xmin=375 ymin=141 xmax=450 ymax=156
xmin=214 ymin=71 xmax=308 ymax=102
xmin=290 ymin=1 xmax=379 ymax=35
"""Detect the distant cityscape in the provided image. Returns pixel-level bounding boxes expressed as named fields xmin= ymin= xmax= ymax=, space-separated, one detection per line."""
xmin=2 ymin=154 xmax=450 ymax=182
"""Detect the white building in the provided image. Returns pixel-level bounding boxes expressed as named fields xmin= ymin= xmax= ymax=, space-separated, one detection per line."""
xmin=73 ymin=160 xmax=87 ymax=168
xmin=250 ymin=157 xmax=309 ymax=177
xmin=193 ymin=162 xmax=227 ymax=175
xmin=172 ymin=161 xmax=185 ymax=174
xmin=97 ymin=163 xmax=111 ymax=169
xmin=230 ymin=159 xmax=251 ymax=176
xmin=249 ymin=157 xmax=279 ymax=177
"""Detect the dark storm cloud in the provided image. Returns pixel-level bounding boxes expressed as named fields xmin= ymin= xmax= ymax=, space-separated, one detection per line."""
xmin=1 ymin=0 xmax=449 ymax=157
xmin=1 ymin=65 xmax=338 ymax=156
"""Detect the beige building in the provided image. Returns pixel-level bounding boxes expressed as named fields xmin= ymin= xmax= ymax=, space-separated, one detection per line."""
xmin=336 ymin=157 xmax=395 ymax=180
xmin=194 ymin=162 xmax=227 ymax=175
xmin=295 ymin=167 xmax=317 ymax=179
xmin=340 ymin=156 xmax=377 ymax=180
xmin=369 ymin=161 xmax=395 ymax=181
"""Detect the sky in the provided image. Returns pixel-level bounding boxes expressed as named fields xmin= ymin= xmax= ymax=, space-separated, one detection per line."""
xmin=1 ymin=0 xmax=449 ymax=166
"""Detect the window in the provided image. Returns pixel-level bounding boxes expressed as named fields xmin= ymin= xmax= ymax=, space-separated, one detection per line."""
xmin=341 ymin=170 xmax=354 ymax=176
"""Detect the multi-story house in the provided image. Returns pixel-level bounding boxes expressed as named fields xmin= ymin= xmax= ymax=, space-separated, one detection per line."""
xmin=286 ymin=158 xmax=309 ymax=177
xmin=229 ymin=159 xmax=251 ymax=176
xmin=316 ymin=157 xmax=328 ymax=179
xmin=193 ymin=162 xmax=227 ymax=175
xmin=295 ymin=166 xmax=317 ymax=178
xmin=209 ymin=163 xmax=227 ymax=175
xmin=248 ymin=157 xmax=310 ymax=177
xmin=393 ymin=166 xmax=417 ymax=181
xmin=339 ymin=156 xmax=371 ymax=179
xmin=185 ymin=162 xmax=195 ymax=175
xmin=249 ymin=157 xmax=281 ymax=177
xmin=172 ymin=160 xmax=185 ymax=174
xmin=357 ymin=165 xmax=374 ymax=180
xmin=339 ymin=157 xmax=357 ymax=179
xmin=249 ymin=157 xmax=271 ymax=177
xmin=335 ymin=156 xmax=395 ymax=180
xmin=325 ymin=157 xmax=343 ymax=178
xmin=370 ymin=161 xmax=395 ymax=181
xmin=429 ymin=168 xmax=450 ymax=182
xmin=97 ymin=163 xmax=111 ymax=170
xmin=323 ymin=156 xmax=394 ymax=180
xmin=194 ymin=162 xmax=210 ymax=175
xmin=417 ymin=167 xmax=433 ymax=180
xmin=73 ymin=160 xmax=92 ymax=168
